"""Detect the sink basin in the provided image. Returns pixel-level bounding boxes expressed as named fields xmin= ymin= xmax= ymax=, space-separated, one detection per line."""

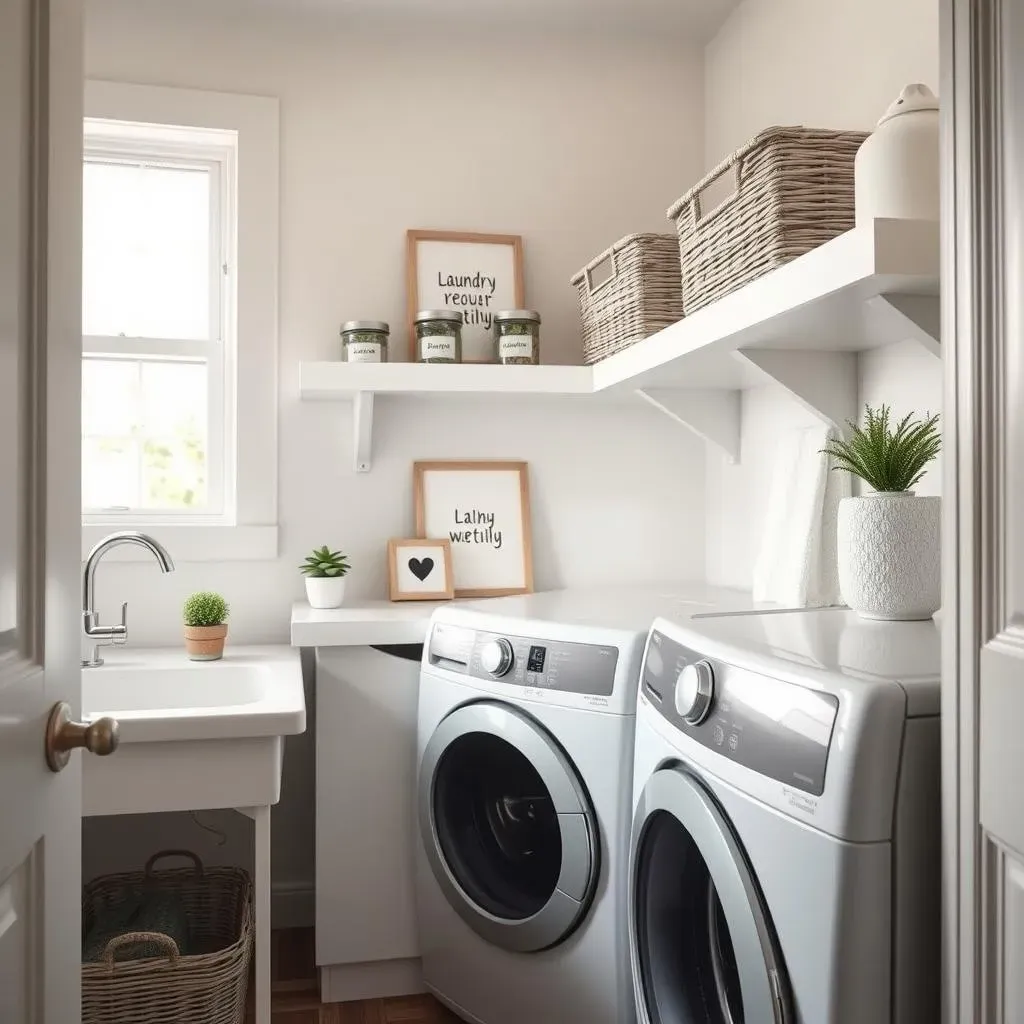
xmin=81 ymin=645 xmax=306 ymax=817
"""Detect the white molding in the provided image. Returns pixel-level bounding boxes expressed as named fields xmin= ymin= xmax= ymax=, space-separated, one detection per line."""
xmin=634 ymin=388 xmax=740 ymax=463
xmin=735 ymin=349 xmax=858 ymax=432
xmin=82 ymin=524 xmax=278 ymax=562
xmin=319 ymin=959 xmax=426 ymax=1004
xmin=84 ymin=80 xmax=280 ymax=533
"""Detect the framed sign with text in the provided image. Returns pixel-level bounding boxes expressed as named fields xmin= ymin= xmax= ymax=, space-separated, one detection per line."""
xmin=406 ymin=230 xmax=525 ymax=362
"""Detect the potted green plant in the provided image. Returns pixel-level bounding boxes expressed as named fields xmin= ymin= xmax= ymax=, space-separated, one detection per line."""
xmin=299 ymin=545 xmax=351 ymax=609
xmin=183 ymin=591 xmax=230 ymax=660
xmin=823 ymin=405 xmax=942 ymax=620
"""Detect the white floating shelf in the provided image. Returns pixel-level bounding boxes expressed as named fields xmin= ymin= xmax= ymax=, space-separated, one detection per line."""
xmin=299 ymin=219 xmax=940 ymax=469
xmin=291 ymin=599 xmax=463 ymax=647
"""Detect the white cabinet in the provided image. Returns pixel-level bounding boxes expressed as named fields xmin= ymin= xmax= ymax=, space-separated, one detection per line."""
xmin=315 ymin=645 xmax=425 ymax=1002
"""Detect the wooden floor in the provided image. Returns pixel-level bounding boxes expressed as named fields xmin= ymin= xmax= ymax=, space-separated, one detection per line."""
xmin=247 ymin=928 xmax=460 ymax=1023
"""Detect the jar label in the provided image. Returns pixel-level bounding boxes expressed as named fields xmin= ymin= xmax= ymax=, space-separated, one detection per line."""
xmin=499 ymin=336 xmax=533 ymax=360
xmin=346 ymin=342 xmax=382 ymax=363
xmin=421 ymin=336 xmax=455 ymax=360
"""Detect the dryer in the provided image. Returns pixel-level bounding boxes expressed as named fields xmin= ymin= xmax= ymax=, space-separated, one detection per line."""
xmin=630 ymin=607 xmax=941 ymax=1024
xmin=414 ymin=585 xmax=764 ymax=1024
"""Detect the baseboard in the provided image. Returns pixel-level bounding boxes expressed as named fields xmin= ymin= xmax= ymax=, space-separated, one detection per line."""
xmin=272 ymin=881 xmax=315 ymax=930
xmin=319 ymin=958 xmax=426 ymax=1003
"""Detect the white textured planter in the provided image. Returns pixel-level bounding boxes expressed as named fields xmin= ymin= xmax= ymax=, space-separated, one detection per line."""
xmin=837 ymin=492 xmax=940 ymax=620
xmin=305 ymin=576 xmax=347 ymax=610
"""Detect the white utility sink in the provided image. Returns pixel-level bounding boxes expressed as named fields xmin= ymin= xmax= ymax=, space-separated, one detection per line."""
xmin=81 ymin=645 xmax=305 ymax=818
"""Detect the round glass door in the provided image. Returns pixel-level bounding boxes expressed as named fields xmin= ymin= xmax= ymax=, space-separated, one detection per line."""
xmin=419 ymin=701 xmax=599 ymax=953
xmin=630 ymin=768 xmax=791 ymax=1024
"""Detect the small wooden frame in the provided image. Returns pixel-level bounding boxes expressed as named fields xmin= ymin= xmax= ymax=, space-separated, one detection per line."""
xmin=406 ymin=229 xmax=525 ymax=363
xmin=413 ymin=460 xmax=533 ymax=598
xmin=387 ymin=538 xmax=455 ymax=602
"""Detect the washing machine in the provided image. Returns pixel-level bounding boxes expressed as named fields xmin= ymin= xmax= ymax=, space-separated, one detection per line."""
xmin=629 ymin=607 xmax=941 ymax=1024
xmin=415 ymin=585 xmax=766 ymax=1024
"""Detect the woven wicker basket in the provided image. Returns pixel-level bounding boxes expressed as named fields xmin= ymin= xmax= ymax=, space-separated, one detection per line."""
xmin=668 ymin=126 xmax=868 ymax=314
xmin=571 ymin=233 xmax=684 ymax=365
xmin=82 ymin=850 xmax=253 ymax=1024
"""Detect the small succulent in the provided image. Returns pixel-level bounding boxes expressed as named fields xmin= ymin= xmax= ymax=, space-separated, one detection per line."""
xmin=183 ymin=591 xmax=229 ymax=627
xmin=299 ymin=545 xmax=351 ymax=579
xmin=822 ymin=405 xmax=941 ymax=493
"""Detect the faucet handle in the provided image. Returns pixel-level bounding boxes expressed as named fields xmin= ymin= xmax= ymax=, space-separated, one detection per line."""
xmin=112 ymin=602 xmax=128 ymax=645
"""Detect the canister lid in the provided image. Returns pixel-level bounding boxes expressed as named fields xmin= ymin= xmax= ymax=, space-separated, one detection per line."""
xmin=414 ymin=309 xmax=464 ymax=323
xmin=340 ymin=320 xmax=389 ymax=334
xmin=494 ymin=309 xmax=542 ymax=324
xmin=878 ymin=84 xmax=939 ymax=125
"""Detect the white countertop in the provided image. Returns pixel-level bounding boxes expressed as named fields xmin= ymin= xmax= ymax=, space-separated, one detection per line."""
xmin=290 ymin=600 xmax=458 ymax=647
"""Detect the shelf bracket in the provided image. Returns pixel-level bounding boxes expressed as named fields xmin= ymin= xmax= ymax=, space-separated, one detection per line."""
xmin=865 ymin=293 xmax=941 ymax=356
xmin=353 ymin=392 xmax=374 ymax=473
xmin=735 ymin=349 xmax=858 ymax=433
xmin=635 ymin=388 xmax=741 ymax=464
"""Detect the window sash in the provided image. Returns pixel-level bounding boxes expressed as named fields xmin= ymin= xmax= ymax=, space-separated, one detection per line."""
xmin=81 ymin=129 xmax=234 ymax=522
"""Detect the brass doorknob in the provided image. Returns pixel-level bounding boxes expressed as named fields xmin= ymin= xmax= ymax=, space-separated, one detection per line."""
xmin=45 ymin=701 xmax=120 ymax=773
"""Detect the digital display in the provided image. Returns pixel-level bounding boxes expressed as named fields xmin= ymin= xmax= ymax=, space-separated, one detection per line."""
xmin=527 ymin=645 xmax=547 ymax=673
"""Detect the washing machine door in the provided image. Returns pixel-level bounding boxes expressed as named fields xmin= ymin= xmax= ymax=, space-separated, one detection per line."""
xmin=418 ymin=700 xmax=599 ymax=953
xmin=630 ymin=766 xmax=792 ymax=1024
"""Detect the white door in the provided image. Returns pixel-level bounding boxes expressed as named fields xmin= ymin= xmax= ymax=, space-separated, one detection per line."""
xmin=0 ymin=0 xmax=86 ymax=1020
xmin=944 ymin=0 xmax=1024 ymax=1020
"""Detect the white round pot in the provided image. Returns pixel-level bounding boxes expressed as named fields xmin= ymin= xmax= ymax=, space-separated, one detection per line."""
xmin=855 ymin=83 xmax=940 ymax=226
xmin=837 ymin=492 xmax=940 ymax=620
xmin=305 ymin=576 xmax=347 ymax=610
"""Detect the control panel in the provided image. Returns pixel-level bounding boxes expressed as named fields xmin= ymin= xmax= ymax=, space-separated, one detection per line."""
xmin=429 ymin=623 xmax=619 ymax=697
xmin=642 ymin=630 xmax=840 ymax=796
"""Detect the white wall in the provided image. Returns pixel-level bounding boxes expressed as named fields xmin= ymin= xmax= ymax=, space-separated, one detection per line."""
xmin=82 ymin=0 xmax=708 ymax=915
xmin=702 ymin=0 xmax=943 ymax=591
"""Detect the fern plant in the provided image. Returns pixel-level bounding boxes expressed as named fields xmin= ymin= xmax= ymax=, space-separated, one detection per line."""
xmin=183 ymin=591 xmax=229 ymax=627
xmin=822 ymin=405 xmax=941 ymax=493
xmin=299 ymin=545 xmax=351 ymax=578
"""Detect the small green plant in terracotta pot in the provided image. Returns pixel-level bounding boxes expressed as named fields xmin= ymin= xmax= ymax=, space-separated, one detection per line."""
xmin=300 ymin=546 xmax=351 ymax=609
xmin=183 ymin=591 xmax=230 ymax=661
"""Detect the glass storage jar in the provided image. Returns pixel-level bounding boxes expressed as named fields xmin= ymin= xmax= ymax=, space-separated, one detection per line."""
xmin=340 ymin=321 xmax=389 ymax=363
xmin=414 ymin=310 xmax=463 ymax=363
xmin=493 ymin=310 xmax=541 ymax=364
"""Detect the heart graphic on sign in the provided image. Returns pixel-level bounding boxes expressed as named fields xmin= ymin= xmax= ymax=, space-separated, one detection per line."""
xmin=408 ymin=557 xmax=435 ymax=582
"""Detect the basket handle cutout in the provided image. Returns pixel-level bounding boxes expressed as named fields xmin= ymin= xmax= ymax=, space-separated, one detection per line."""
xmin=691 ymin=159 xmax=743 ymax=227
xmin=585 ymin=249 xmax=619 ymax=297
xmin=144 ymin=849 xmax=204 ymax=878
xmin=103 ymin=931 xmax=181 ymax=970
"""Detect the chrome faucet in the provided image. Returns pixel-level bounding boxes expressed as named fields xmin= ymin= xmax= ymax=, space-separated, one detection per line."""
xmin=82 ymin=531 xmax=175 ymax=668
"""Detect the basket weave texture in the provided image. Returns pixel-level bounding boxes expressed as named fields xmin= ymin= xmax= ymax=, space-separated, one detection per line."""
xmin=571 ymin=233 xmax=684 ymax=365
xmin=668 ymin=126 xmax=868 ymax=314
xmin=82 ymin=850 xmax=253 ymax=1024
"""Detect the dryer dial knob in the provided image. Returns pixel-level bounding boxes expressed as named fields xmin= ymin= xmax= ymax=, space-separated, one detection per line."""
xmin=675 ymin=660 xmax=715 ymax=724
xmin=480 ymin=638 xmax=514 ymax=677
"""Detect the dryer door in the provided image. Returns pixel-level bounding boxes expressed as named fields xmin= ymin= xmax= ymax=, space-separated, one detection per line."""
xmin=418 ymin=700 xmax=599 ymax=953
xmin=630 ymin=766 xmax=792 ymax=1024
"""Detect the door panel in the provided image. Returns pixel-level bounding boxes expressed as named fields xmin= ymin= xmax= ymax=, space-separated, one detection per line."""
xmin=0 ymin=0 xmax=84 ymax=1019
xmin=998 ymin=847 xmax=1024 ymax=1023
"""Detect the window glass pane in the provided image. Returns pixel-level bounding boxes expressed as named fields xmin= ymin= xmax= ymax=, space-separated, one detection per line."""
xmin=82 ymin=357 xmax=208 ymax=511
xmin=82 ymin=159 xmax=212 ymax=340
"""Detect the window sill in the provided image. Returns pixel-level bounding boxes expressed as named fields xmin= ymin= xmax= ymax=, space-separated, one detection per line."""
xmin=81 ymin=524 xmax=278 ymax=562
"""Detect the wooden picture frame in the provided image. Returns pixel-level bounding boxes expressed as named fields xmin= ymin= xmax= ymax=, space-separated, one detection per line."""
xmin=413 ymin=460 xmax=533 ymax=598
xmin=406 ymin=229 xmax=525 ymax=363
xmin=387 ymin=538 xmax=455 ymax=602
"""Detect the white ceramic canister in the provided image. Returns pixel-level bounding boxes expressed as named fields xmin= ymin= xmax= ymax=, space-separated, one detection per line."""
xmin=854 ymin=84 xmax=940 ymax=226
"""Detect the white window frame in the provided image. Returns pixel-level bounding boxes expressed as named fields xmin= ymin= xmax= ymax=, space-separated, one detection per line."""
xmin=82 ymin=81 xmax=279 ymax=562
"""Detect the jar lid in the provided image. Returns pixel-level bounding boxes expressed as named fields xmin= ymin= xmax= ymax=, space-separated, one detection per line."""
xmin=878 ymin=84 xmax=939 ymax=126
xmin=414 ymin=309 xmax=464 ymax=323
xmin=340 ymin=320 xmax=389 ymax=334
xmin=494 ymin=309 xmax=542 ymax=324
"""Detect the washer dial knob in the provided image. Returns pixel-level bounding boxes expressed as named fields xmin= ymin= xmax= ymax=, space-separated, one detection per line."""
xmin=675 ymin=660 xmax=715 ymax=724
xmin=480 ymin=638 xmax=514 ymax=677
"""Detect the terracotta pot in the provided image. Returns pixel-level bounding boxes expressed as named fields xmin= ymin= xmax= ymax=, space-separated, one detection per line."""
xmin=184 ymin=623 xmax=228 ymax=661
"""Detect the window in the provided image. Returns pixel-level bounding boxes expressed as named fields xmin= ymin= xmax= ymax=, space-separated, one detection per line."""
xmin=82 ymin=82 xmax=280 ymax=561
xmin=82 ymin=120 xmax=235 ymax=520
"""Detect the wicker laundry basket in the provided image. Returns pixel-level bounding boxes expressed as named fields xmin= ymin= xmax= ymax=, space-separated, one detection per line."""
xmin=668 ymin=126 xmax=868 ymax=314
xmin=82 ymin=850 xmax=253 ymax=1024
xmin=571 ymin=232 xmax=684 ymax=365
